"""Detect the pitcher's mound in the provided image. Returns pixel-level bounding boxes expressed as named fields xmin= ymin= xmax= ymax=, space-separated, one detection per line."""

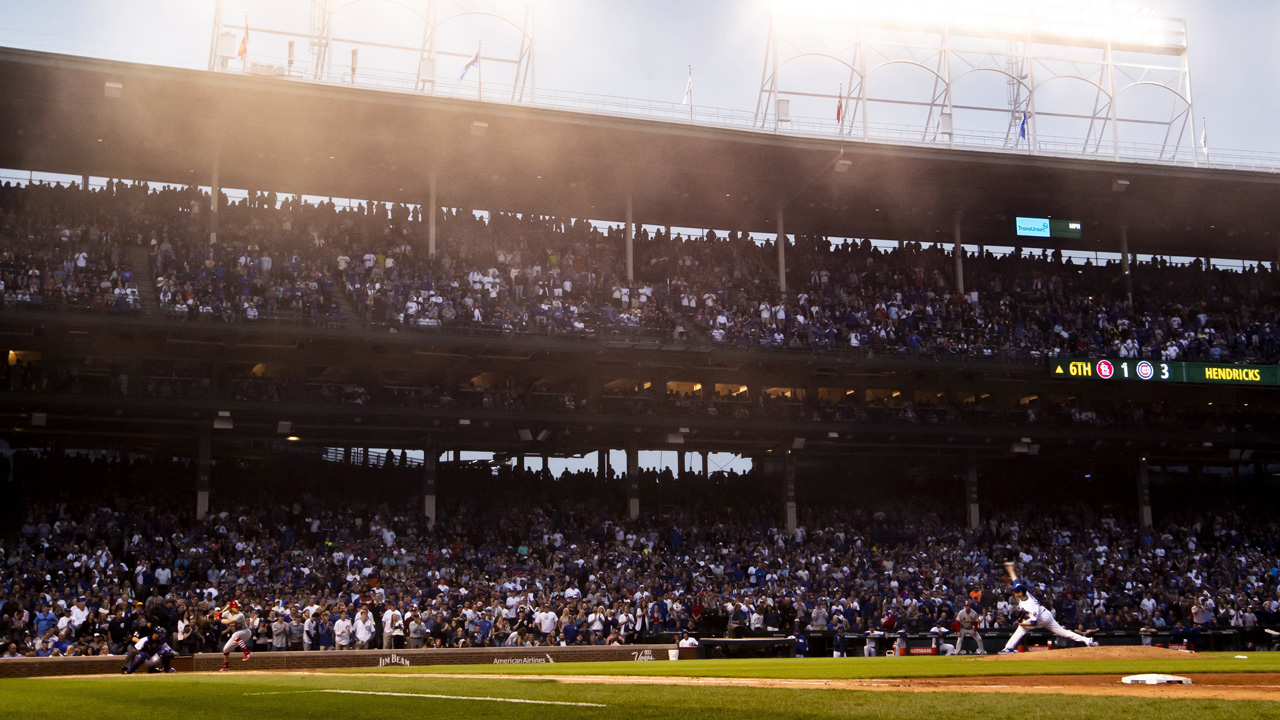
xmin=977 ymin=646 xmax=1195 ymax=661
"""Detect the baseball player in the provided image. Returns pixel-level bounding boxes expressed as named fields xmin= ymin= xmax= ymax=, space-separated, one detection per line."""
xmin=929 ymin=621 xmax=957 ymax=655
xmin=863 ymin=629 xmax=884 ymax=657
xmin=122 ymin=627 xmax=176 ymax=674
xmin=218 ymin=600 xmax=253 ymax=670
xmin=955 ymin=599 xmax=985 ymax=654
xmin=998 ymin=562 xmax=1097 ymax=654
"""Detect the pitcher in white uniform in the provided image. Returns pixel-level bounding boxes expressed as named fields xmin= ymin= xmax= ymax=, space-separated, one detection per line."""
xmin=999 ymin=562 xmax=1098 ymax=654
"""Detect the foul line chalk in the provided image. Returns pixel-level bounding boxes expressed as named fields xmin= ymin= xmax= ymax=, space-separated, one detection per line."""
xmin=244 ymin=689 xmax=604 ymax=707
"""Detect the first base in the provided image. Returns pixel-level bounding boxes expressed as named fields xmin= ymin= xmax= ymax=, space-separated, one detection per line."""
xmin=1120 ymin=674 xmax=1192 ymax=685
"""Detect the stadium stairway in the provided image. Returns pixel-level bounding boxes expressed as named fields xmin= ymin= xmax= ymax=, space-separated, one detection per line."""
xmin=331 ymin=281 xmax=361 ymax=328
xmin=124 ymin=242 xmax=157 ymax=310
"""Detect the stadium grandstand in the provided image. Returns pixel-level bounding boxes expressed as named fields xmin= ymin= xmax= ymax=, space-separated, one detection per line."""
xmin=2 ymin=0 xmax=1280 ymax=678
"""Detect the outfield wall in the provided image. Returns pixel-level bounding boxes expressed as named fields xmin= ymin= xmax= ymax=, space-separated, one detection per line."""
xmin=0 ymin=645 xmax=686 ymax=678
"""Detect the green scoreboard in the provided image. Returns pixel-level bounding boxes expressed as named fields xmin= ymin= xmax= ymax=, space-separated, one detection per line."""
xmin=1050 ymin=359 xmax=1278 ymax=387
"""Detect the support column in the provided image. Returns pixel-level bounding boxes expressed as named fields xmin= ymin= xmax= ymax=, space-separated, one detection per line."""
xmin=784 ymin=450 xmax=797 ymax=534
xmin=427 ymin=171 xmax=438 ymax=258
xmin=1137 ymin=458 xmax=1153 ymax=528
xmin=953 ymin=214 xmax=965 ymax=297
xmin=625 ymin=193 xmax=635 ymax=283
xmin=209 ymin=157 xmax=220 ymax=244
xmin=701 ymin=451 xmax=710 ymax=480
xmin=81 ymin=173 xmax=90 ymax=193
xmin=422 ymin=448 xmax=437 ymax=530
xmin=626 ymin=442 xmax=639 ymax=520
xmin=776 ymin=202 xmax=787 ymax=294
xmin=965 ymin=456 xmax=980 ymax=530
xmin=196 ymin=430 xmax=211 ymax=520
xmin=540 ymin=453 xmax=548 ymax=473
xmin=597 ymin=449 xmax=609 ymax=479
xmin=677 ymin=449 xmax=687 ymax=478
xmin=1120 ymin=224 xmax=1132 ymax=302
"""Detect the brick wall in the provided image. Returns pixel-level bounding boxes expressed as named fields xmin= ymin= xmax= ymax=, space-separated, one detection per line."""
xmin=0 ymin=644 xmax=678 ymax=678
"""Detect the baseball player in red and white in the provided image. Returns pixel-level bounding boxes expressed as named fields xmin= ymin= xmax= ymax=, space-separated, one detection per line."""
xmin=999 ymin=562 xmax=1097 ymax=654
xmin=219 ymin=600 xmax=253 ymax=670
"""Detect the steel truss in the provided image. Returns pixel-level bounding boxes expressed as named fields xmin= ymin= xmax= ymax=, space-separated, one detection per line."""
xmin=754 ymin=12 xmax=1197 ymax=164
xmin=209 ymin=0 xmax=535 ymax=102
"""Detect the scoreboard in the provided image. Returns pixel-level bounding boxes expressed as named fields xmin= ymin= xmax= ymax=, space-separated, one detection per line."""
xmin=1050 ymin=359 xmax=1278 ymax=387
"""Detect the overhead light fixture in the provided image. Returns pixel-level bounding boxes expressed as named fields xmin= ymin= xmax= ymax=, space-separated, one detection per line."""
xmin=214 ymin=411 xmax=233 ymax=430
xmin=30 ymin=412 xmax=47 ymax=427
xmin=286 ymin=436 xmax=300 ymax=442
xmin=471 ymin=121 xmax=488 ymax=137
xmin=667 ymin=433 xmax=685 ymax=445
xmin=536 ymin=429 xmax=552 ymax=442
xmin=834 ymin=159 xmax=852 ymax=173
xmin=1112 ymin=179 xmax=1130 ymax=193
xmin=518 ymin=429 xmax=533 ymax=442
xmin=104 ymin=81 xmax=123 ymax=98
xmin=792 ymin=437 xmax=806 ymax=450
xmin=277 ymin=421 xmax=292 ymax=434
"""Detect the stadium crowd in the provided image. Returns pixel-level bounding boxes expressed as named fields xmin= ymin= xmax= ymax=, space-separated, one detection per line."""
xmin=1 ymin=455 xmax=1278 ymax=659
xmin=3 ymin=179 xmax=1280 ymax=362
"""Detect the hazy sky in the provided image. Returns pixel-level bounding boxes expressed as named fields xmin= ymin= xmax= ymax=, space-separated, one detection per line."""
xmin=2 ymin=0 xmax=1278 ymax=155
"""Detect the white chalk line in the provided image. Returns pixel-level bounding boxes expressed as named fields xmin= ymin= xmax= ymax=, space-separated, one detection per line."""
xmin=243 ymin=688 xmax=604 ymax=707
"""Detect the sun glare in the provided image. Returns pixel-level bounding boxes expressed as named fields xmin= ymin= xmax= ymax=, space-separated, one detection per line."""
xmin=769 ymin=0 xmax=1174 ymax=49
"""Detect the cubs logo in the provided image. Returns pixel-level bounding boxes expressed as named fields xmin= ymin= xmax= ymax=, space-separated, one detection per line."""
xmin=1136 ymin=361 xmax=1154 ymax=380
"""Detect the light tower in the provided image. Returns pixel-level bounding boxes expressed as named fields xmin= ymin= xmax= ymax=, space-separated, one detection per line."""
xmin=754 ymin=0 xmax=1197 ymax=164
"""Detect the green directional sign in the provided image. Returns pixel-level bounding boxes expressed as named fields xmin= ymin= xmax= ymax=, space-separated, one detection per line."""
xmin=1049 ymin=359 xmax=1279 ymax=387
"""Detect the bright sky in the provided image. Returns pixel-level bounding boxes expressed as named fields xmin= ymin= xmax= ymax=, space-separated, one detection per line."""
xmin=1 ymin=0 xmax=1278 ymax=154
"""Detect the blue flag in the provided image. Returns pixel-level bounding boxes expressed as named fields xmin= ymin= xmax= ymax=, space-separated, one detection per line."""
xmin=1019 ymin=112 xmax=1028 ymax=140
xmin=460 ymin=45 xmax=480 ymax=80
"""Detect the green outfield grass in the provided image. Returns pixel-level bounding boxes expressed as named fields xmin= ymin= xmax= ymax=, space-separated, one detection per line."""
xmin=332 ymin=652 xmax=1280 ymax=679
xmin=2 ymin=670 xmax=1276 ymax=720
xmin=3 ymin=655 xmax=1277 ymax=720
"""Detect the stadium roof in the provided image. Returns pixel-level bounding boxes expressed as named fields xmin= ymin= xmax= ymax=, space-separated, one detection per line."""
xmin=2 ymin=47 xmax=1279 ymax=260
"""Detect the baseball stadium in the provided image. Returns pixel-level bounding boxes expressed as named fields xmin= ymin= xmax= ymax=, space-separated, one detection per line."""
xmin=2 ymin=1 xmax=1280 ymax=718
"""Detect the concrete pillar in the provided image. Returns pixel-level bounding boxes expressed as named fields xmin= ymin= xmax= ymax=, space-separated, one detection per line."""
xmin=701 ymin=451 xmax=710 ymax=480
xmin=1120 ymin=224 xmax=1132 ymax=302
xmin=677 ymin=449 xmax=687 ymax=478
xmin=625 ymin=193 xmax=635 ymax=283
xmin=196 ymin=430 xmax=211 ymax=520
xmin=776 ymin=202 xmax=787 ymax=294
xmin=453 ymin=449 xmax=461 ymax=463
xmin=784 ymin=450 xmax=797 ymax=534
xmin=965 ymin=456 xmax=980 ymax=530
xmin=422 ymin=448 xmax=437 ymax=530
xmin=626 ymin=443 xmax=639 ymax=520
xmin=81 ymin=173 xmax=90 ymax=193
xmin=209 ymin=157 xmax=220 ymax=244
xmin=953 ymin=214 xmax=965 ymax=297
xmin=597 ymin=449 xmax=609 ymax=479
xmin=1137 ymin=458 xmax=1152 ymax=528
xmin=427 ymin=171 xmax=438 ymax=258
